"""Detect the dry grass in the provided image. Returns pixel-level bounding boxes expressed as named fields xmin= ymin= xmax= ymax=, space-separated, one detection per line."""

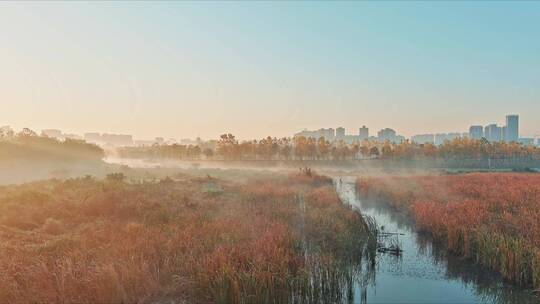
xmin=357 ymin=173 xmax=540 ymax=289
xmin=0 ymin=172 xmax=375 ymax=303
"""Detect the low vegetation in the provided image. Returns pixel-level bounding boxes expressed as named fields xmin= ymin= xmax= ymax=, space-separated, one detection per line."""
xmin=357 ymin=173 xmax=540 ymax=289
xmin=0 ymin=128 xmax=105 ymax=184
xmin=0 ymin=128 xmax=103 ymax=163
xmin=0 ymin=171 xmax=376 ymax=303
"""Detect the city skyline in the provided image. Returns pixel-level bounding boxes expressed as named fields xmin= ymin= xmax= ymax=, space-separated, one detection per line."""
xmin=293 ymin=114 xmax=531 ymax=144
xmin=20 ymin=113 xmax=538 ymax=146
xmin=7 ymin=111 xmax=537 ymax=142
xmin=1 ymin=2 xmax=540 ymax=139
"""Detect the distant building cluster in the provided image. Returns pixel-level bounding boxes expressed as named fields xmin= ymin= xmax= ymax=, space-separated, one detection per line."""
xmin=295 ymin=128 xmax=338 ymax=141
xmin=468 ymin=115 xmax=522 ymax=143
xmin=408 ymin=114 xmax=533 ymax=146
xmin=295 ymin=114 xmax=538 ymax=147
xmin=30 ymin=113 xmax=539 ymax=149
xmin=410 ymin=133 xmax=465 ymax=145
xmin=294 ymin=126 xmax=405 ymax=144
xmin=38 ymin=128 xmax=177 ymax=147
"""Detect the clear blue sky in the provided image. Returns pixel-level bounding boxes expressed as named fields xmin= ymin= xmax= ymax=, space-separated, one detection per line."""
xmin=1 ymin=1 xmax=539 ymax=139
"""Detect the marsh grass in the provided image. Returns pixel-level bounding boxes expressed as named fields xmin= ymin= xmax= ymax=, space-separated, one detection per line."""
xmin=357 ymin=173 xmax=540 ymax=289
xmin=0 ymin=171 xmax=376 ymax=303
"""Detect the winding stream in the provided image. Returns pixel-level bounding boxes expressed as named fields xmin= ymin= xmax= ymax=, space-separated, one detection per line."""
xmin=335 ymin=176 xmax=539 ymax=304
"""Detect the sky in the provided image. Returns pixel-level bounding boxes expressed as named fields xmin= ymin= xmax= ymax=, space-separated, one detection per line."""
xmin=1 ymin=1 xmax=539 ymax=140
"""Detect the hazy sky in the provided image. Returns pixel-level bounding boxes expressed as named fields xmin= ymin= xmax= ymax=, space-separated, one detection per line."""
xmin=1 ymin=2 xmax=539 ymax=140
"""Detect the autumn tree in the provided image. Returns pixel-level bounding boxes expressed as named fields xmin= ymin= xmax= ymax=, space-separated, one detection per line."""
xmin=217 ymin=133 xmax=239 ymax=160
xmin=369 ymin=146 xmax=380 ymax=157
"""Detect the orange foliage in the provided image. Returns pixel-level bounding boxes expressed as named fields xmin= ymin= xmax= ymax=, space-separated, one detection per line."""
xmin=0 ymin=173 xmax=370 ymax=303
xmin=358 ymin=173 xmax=540 ymax=288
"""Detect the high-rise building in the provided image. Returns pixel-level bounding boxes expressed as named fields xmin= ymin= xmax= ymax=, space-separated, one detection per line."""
xmin=359 ymin=126 xmax=369 ymax=140
xmin=469 ymin=126 xmax=484 ymax=140
xmin=320 ymin=128 xmax=335 ymax=140
xmin=484 ymin=124 xmax=502 ymax=142
xmin=505 ymin=115 xmax=519 ymax=142
xmin=336 ymin=127 xmax=345 ymax=139
xmin=294 ymin=128 xmax=335 ymax=141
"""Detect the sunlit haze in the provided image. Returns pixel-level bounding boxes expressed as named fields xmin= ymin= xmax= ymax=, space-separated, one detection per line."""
xmin=3 ymin=2 xmax=540 ymax=303
xmin=1 ymin=2 xmax=539 ymax=140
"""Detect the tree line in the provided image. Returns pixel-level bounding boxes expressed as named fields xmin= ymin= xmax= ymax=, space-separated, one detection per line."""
xmin=4 ymin=127 xmax=538 ymax=165
xmin=118 ymin=134 xmax=540 ymax=163
xmin=0 ymin=127 xmax=104 ymax=162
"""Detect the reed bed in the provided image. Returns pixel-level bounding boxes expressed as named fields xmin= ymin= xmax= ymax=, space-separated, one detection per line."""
xmin=0 ymin=171 xmax=376 ymax=303
xmin=357 ymin=173 xmax=540 ymax=289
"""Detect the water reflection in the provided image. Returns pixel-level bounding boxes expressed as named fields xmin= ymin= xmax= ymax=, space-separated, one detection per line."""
xmin=335 ymin=177 xmax=539 ymax=304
